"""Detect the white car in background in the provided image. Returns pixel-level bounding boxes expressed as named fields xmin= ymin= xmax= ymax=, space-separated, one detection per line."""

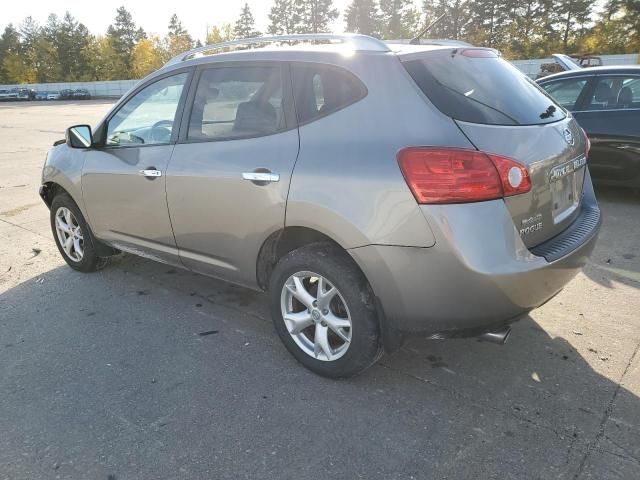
xmin=47 ymin=91 xmax=61 ymax=100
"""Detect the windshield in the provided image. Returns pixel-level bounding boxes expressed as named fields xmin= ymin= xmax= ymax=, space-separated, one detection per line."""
xmin=403 ymin=49 xmax=566 ymax=126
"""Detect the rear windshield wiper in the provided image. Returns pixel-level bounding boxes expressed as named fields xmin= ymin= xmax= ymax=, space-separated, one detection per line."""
xmin=539 ymin=105 xmax=556 ymax=119
xmin=434 ymin=78 xmax=520 ymax=125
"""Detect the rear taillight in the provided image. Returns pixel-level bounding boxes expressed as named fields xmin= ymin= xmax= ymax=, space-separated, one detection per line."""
xmin=397 ymin=147 xmax=531 ymax=204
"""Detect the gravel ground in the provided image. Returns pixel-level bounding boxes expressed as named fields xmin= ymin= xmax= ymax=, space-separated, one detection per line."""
xmin=1 ymin=100 xmax=639 ymax=479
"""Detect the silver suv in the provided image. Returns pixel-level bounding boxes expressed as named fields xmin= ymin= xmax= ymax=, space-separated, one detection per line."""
xmin=40 ymin=34 xmax=601 ymax=378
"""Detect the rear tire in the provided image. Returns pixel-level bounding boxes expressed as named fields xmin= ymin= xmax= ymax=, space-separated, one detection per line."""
xmin=269 ymin=243 xmax=383 ymax=378
xmin=50 ymin=193 xmax=108 ymax=273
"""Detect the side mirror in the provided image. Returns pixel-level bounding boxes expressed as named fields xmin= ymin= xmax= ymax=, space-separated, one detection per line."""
xmin=66 ymin=125 xmax=93 ymax=148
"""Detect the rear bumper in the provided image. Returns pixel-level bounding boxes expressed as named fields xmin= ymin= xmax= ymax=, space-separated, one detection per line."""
xmin=348 ymin=172 xmax=601 ymax=337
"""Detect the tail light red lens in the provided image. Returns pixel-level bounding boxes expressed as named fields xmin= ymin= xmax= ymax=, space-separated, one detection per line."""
xmin=397 ymin=147 xmax=531 ymax=204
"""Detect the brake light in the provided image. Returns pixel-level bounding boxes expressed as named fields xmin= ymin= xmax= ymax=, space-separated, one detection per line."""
xmin=460 ymin=48 xmax=498 ymax=58
xmin=397 ymin=147 xmax=531 ymax=204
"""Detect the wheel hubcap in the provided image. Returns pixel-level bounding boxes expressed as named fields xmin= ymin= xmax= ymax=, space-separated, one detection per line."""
xmin=54 ymin=207 xmax=84 ymax=262
xmin=281 ymin=271 xmax=352 ymax=361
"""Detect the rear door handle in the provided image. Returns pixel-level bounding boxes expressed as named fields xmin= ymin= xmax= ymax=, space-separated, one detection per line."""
xmin=242 ymin=171 xmax=280 ymax=183
xmin=140 ymin=168 xmax=162 ymax=178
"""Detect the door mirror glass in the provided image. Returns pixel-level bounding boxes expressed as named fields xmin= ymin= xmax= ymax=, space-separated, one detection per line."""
xmin=66 ymin=125 xmax=93 ymax=148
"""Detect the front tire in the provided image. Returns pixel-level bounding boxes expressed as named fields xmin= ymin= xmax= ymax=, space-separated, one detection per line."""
xmin=50 ymin=193 xmax=108 ymax=273
xmin=269 ymin=243 xmax=383 ymax=378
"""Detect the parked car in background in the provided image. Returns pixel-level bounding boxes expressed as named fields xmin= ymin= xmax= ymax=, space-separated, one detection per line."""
xmin=0 ymin=89 xmax=19 ymax=100
xmin=17 ymin=88 xmax=36 ymax=100
xmin=35 ymin=91 xmax=49 ymax=100
xmin=72 ymin=88 xmax=91 ymax=100
xmin=40 ymin=34 xmax=601 ymax=378
xmin=538 ymin=66 xmax=640 ymax=188
xmin=60 ymin=89 xmax=75 ymax=100
xmin=47 ymin=91 xmax=61 ymax=100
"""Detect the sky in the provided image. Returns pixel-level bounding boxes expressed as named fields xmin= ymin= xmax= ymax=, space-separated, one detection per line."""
xmin=1 ymin=0 xmax=359 ymax=41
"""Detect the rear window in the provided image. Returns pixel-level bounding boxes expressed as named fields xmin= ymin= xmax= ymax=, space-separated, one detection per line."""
xmin=403 ymin=49 xmax=566 ymax=126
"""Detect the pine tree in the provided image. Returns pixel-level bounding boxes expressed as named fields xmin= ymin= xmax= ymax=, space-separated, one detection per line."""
xmin=167 ymin=14 xmax=194 ymax=58
xmin=345 ymin=0 xmax=382 ymax=36
xmin=234 ymin=3 xmax=261 ymax=39
xmin=294 ymin=0 xmax=339 ymax=33
xmin=0 ymin=24 xmax=23 ymax=82
xmin=379 ymin=0 xmax=418 ymax=39
xmin=465 ymin=0 xmax=512 ymax=49
xmin=422 ymin=0 xmax=470 ymax=40
xmin=554 ymin=0 xmax=593 ymax=50
xmin=269 ymin=0 xmax=297 ymax=34
xmin=54 ymin=12 xmax=92 ymax=81
xmin=106 ymin=6 xmax=146 ymax=72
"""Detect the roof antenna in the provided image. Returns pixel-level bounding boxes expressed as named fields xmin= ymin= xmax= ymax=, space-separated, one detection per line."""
xmin=410 ymin=13 xmax=446 ymax=45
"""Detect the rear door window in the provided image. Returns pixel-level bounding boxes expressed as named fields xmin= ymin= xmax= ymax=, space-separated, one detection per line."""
xmin=402 ymin=49 xmax=566 ymax=125
xmin=540 ymin=78 xmax=589 ymax=111
xmin=291 ymin=63 xmax=367 ymax=124
xmin=187 ymin=66 xmax=285 ymax=141
xmin=584 ymin=76 xmax=640 ymax=110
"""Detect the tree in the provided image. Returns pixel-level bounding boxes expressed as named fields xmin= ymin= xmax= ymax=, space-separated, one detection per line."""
xmin=106 ymin=6 xmax=146 ymax=74
xmin=84 ymin=36 xmax=127 ymax=80
xmin=132 ymin=37 xmax=165 ymax=78
xmin=554 ymin=0 xmax=593 ymax=50
xmin=234 ymin=3 xmax=261 ymax=39
xmin=50 ymin=12 xmax=92 ymax=81
xmin=294 ymin=0 xmax=339 ymax=33
xmin=166 ymin=14 xmax=194 ymax=58
xmin=345 ymin=0 xmax=382 ymax=36
xmin=421 ymin=0 xmax=470 ymax=40
xmin=207 ymin=23 xmax=235 ymax=44
xmin=581 ymin=0 xmax=639 ymax=54
xmin=379 ymin=0 xmax=419 ymax=39
xmin=0 ymin=24 xmax=21 ymax=82
xmin=465 ymin=0 xmax=511 ymax=48
xmin=269 ymin=0 xmax=297 ymax=34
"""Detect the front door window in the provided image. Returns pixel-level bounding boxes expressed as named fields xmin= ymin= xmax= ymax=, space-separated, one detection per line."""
xmin=106 ymin=73 xmax=188 ymax=146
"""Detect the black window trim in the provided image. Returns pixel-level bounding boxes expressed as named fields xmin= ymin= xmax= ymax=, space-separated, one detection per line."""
xmin=94 ymin=66 xmax=195 ymax=150
xmin=176 ymin=61 xmax=297 ymax=145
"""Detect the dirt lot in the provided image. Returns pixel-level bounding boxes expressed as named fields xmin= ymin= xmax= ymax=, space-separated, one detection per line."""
xmin=1 ymin=100 xmax=639 ymax=479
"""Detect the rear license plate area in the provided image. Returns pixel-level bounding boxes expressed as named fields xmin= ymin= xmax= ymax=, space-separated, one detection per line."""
xmin=550 ymin=156 xmax=586 ymax=224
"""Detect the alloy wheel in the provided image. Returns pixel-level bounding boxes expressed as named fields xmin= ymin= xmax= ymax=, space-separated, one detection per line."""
xmin=54 ymin=206 xmax=84 ymax=262
xmin=280 ymin=271 xmax=352 ymax=361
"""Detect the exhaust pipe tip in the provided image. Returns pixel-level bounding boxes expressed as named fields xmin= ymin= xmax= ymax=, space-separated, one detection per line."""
xmin=479 ymin=326 xmax=511 ymax=345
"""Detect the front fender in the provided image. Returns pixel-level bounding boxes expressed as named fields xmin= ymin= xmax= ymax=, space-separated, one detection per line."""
xmin=41 ymin=144 xmax=89 ymax=220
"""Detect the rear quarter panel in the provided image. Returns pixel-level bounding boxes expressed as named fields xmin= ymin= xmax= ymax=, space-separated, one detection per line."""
xmin=286 ymin=53 xmax=475 ymax=248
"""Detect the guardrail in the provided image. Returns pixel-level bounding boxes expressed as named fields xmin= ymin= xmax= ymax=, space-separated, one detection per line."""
xmin=0 ymin=79 xmax=139 ymax=98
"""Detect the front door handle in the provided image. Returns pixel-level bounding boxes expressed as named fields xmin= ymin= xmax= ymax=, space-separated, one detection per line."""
xmin=242 ymin=171 xmax=280 ymax=184
xmin=140 ymin=168 xmax=162 ymax=178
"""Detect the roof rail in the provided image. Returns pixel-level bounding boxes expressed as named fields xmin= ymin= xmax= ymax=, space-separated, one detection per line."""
xmin=164 ymin=33 xmax=391 ymax=66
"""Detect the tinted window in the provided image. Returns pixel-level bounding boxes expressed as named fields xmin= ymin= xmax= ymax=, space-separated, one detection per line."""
xmin=584 ymin=76 xmax=640 ymax=110
xmin=541 ymin=78 xmax=588 ymax=111
xmin=188 ymin=66 xmax=284 ymax=140
xmin=107 ymin=73 xmax=188 ymax=146
xmin=403 ymin=49 xmax=566 ymax=125
xmin=291 ymin=63 xmax=366 ymax=124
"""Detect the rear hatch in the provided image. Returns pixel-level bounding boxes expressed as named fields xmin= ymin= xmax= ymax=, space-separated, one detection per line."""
xmin=401 ymin=48 xmax=588 ymax=247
